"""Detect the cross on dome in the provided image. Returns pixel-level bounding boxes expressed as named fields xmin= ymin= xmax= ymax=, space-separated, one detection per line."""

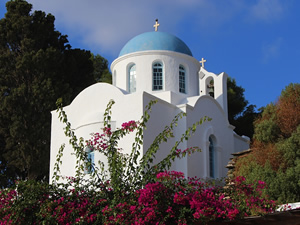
xmin=153 ymin=19 xmax=160 ymax=32
xmin=200 ymin=57 xmax=207 ymax=68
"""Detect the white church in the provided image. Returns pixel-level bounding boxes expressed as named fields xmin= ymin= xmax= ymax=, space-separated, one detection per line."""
xmin=49 ymin=21 xmax=250 ymax=182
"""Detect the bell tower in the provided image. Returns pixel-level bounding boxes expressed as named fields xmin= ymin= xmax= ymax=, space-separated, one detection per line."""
xmin=199 ymin=67 xmax=228 ymax=118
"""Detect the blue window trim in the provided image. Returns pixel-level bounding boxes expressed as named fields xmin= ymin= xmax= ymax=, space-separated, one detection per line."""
xmin=85 ymin=147 xmax=94 ymax=174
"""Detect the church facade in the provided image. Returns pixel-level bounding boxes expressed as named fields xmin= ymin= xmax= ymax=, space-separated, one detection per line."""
xmin=49 ymin=27 xmax=250 ymax=182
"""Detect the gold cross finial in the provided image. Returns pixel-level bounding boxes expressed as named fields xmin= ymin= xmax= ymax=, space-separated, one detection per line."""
xmin=200 ymin=57 xmax=207 ymax=68
xmin=153 ymin=19 xmax=160 ymax=32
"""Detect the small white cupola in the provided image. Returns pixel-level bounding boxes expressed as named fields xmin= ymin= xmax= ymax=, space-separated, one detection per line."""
xmin=199 ymin=67 xmax=228 ymax=118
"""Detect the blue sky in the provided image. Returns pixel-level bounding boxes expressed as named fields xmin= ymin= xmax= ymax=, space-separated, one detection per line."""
xmin=1 ymin=0 xmax=299 ymax=109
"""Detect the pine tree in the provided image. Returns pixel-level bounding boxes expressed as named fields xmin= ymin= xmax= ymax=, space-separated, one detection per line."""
xmin=0 ymin=0 xmax=110 ymax=183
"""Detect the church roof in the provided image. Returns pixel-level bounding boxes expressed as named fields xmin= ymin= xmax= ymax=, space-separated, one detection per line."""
xmin=119 ymin=31 xmax=193 ymax=57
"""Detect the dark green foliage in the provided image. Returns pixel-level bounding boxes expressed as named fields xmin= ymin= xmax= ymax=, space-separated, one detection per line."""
xmin=227 ymin=77 xmax=248 ymax=123
xmin=0 ymin=0 xmax=110 ymax=184
xmin=91 ymin=53 xmax=112 ymax=83
xmin=227 ymin=77 xmax=258 ymax=138
xmin=277 ymin=126 xmax=300 ymax=168
xmin=0 ymin=134 xmax=18 ymax=188
xmin=253 ymin=104 xmax=280 ymax=143
xmin=9 ymin=180 xmax=52 ymax=224
xmin=232 ymin=104 xmax=259 ymax=139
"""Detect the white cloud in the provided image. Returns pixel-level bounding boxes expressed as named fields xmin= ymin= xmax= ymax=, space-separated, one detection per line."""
xmin=248 ymin=0 xmax=285 ymax=23
xmin=26 ymin=0 xmax=288 ymax=59
xmin=27 ymin=1 xmax=174 ymax=54
xmin=262 ymin=37 xmax=283 ymax=63
xmin=27 ymin=0 xmax=210 ymax=56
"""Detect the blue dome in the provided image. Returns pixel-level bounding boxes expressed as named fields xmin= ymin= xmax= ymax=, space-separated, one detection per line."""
xmin=119 ymin=32 xmax=193 ymax=57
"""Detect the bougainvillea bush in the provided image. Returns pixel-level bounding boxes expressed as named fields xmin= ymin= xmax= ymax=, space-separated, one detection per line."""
xmin=0 ymin=100 xmax=276 ymax=224
xmin=0 ymin=174 xmax=276 ymax=224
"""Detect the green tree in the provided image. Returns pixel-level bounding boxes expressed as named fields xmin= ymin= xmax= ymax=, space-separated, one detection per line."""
xmin=234 ymin=83 xmax=300 ymax=203
xmin=91 ymin=53 xmax=112 ymax=84
xmin=0 ymin=134 xmax=19 ymax=188
xmin=227 ymin=77 xmax=258 ymax=138
xmin=0 ymin=0 xmax=109 ymax=183
xmin=253 ymin=103 xmax=280 ymax=143
xmin=227 ymin=78 xmax=248 ymax=123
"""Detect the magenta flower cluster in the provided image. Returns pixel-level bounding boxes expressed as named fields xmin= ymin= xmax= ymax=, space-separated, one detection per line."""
xmin=121 ymin=120 xmax=138 ymax=132
xmin=98 ymin=172 xmax=276 ymax=224
xmin=0 ymin=173 xmax=276 ymax=224
xmin=86 ymin=121 xmax=137 ymax=153
xmin=87 ymin=132 xmax=108 ymax=152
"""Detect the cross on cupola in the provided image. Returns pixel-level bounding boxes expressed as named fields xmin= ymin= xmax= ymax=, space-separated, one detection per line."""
xmin=153 ymin=19 xmax=160 ymax=32
xmin=200 ymin=57 xmax=207 ymax=68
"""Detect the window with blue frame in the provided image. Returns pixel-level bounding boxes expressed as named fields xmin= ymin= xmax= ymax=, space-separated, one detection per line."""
xmin=179 ymin=65 xmax=186 ymax=93
xmin=152 ymin=62 xmax=163 ymax=90
xmin=85 ymin=147 xmax=94 ymax=174
xmin=209 ymin=136 xmax=215 ymax=178
xmin=129 ymin=64 xmax=136 ymax=93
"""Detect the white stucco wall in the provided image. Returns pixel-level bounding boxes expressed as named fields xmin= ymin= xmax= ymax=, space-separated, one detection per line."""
xmin=184 ymin=96 xmax=231 ymax=178
xmin=233 ymin=133 xmax=250 ymax=153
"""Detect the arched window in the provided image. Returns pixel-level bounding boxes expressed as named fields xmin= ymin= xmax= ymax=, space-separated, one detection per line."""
xmin=179 ymin=65 xmax=186 ymax=93
xmin=129 ymin=64 xmax=136 ymax=93
xmin=84 ymin=147 xmax=94 ymax=174
xmin=209 ymin=136 xmax=215 ymax=178
xmin=152 ymin=62 xmax=163 ymax=90
xmin=207 ymin=78 xmax=214 ymax=98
